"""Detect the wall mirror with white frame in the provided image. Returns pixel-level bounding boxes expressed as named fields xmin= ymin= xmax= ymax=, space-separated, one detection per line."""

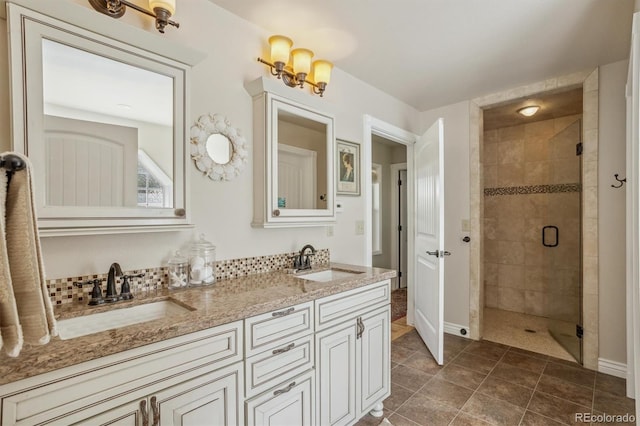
xmin=6 ymin=1 xmax=205 ymax=236
xmin=246 ymin=80 xmax=336 ymax=227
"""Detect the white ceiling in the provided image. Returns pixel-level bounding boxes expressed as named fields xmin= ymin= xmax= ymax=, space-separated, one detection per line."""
xmin=209 ymin=0 xmax=635 ymax=111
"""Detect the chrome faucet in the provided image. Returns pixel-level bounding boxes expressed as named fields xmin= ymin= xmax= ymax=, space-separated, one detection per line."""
xmin=105 ymin=262 xmax=123 ymax=303
xmin=293 ymin=244 xmax=316 ymax=271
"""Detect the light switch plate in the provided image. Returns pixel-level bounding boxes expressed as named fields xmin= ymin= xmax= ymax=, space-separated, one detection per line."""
xmin=355 ymin=220 xmax=365 ymax=235
xmin=461 ymin=219 xmax=470 ymax=232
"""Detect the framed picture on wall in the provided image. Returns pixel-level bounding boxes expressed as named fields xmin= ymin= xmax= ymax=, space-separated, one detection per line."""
xmin=336 ymin=139 xmax=360 ymax=196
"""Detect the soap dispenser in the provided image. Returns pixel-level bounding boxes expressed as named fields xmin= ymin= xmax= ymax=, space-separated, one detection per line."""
xmin=188 ymin=234 xmax=216 ymax=286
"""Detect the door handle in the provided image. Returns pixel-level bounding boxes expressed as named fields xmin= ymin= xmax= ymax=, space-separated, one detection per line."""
xmin=426 ymin=250 xmax=451 ymax=257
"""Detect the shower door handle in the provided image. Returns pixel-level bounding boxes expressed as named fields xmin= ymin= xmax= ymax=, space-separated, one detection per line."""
xmin=542 ymin=226 xmax=559 ymax=247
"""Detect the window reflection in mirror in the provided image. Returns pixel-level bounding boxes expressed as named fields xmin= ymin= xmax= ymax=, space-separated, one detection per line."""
xmin=41 ymin=39 xmax=174 ymax=208
xmin=277 ymin=110 xmax=328 ymax=210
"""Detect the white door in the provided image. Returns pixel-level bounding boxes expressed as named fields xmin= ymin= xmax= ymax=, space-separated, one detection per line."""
xmin=414 ymin=118 xmax=445 ymax=365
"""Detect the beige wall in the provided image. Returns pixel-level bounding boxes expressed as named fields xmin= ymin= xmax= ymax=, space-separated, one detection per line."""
xmin=483 ymin=116 xmax=582 ymax=319
xmin=0 ymin=0 xmax=421 ymax=279
xmin=598 ymin=60 xmax=628 ymax=364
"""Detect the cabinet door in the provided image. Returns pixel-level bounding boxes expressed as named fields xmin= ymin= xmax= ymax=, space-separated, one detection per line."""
xmin=154 ymin=363 xmax=243 ymax=426
xmin=359 ymin=306 xmax=390 ymax=415
xmin=315 ymin=322 xmax=357 ymax=426
xmin=245 ymin=370 xmax=314 ymax=426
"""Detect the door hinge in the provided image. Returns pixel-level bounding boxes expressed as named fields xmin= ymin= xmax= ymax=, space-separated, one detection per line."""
xmin=576 ymin=324 xmax=583 ymax=338
xmin=398 ymin=225 xmax=402 ymax=231
xmin=398 ymin=271 xmax=402 ymax=278
xmin=576 ymin=142 xmax=583 ymax=156
xmin=398 ymin=179 xmax=402 ymax=186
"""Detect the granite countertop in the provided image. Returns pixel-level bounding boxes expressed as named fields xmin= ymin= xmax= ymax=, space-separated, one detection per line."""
xmin=0 ymin=263 xmax=395 ymax=386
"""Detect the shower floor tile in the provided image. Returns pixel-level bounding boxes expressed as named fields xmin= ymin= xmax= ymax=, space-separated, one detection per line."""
xmin=483 ymin=308 xmax=575 ymax=362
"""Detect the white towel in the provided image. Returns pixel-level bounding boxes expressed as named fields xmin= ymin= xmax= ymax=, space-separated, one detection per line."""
xmin=0 ymin=152 xmax=57 ymax=357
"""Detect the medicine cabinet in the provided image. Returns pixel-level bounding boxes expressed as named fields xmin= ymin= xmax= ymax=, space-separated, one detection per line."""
xmin=246 ymin=78 xmax=336 ymax=227
xmin=6 ymin=1 xmax=205 ymax=236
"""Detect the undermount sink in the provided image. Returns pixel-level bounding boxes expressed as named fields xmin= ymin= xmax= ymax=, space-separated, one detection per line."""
xmin=297 ymin=269 xmax=363 ymax=283
xmin=57 ymin=299 xmax=192 ymax=340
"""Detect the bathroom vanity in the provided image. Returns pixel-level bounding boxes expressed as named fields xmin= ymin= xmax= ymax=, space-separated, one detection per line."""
xmin=0 ymin=265 xmax=394 ymax=426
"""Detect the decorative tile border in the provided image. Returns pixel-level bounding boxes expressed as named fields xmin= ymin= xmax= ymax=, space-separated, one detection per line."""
xmin=46 ymin=249 xmax=330 ymax=305
xmin=484 ymin=183 xmax=581 ymax=197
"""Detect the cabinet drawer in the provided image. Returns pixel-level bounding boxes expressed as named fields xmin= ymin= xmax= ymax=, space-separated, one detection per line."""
xmin=245 ymin=301 xmax=314 ymax=357
xmin=245 ymin=370 xmax=315 ymax=426
xmin=245 ymin=334 xmax=314 ymax=398
xmin=1 ymin=321 xmax=242 ymax=426
xmin=315 ymin=280 xmax=390 ymax=331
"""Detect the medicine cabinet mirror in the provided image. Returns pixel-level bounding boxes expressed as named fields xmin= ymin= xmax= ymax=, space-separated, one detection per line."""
xmin=6 ymin=1 xmax=204 ymax=235
xmin=246 ymin=80 xmax=335 ymax=227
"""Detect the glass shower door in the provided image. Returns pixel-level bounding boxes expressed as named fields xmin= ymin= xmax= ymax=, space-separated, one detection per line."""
xmin=545 ymin=119 xmax=582 ymax=363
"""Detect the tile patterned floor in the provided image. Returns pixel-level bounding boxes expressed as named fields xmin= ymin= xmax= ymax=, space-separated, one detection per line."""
xmin=356 ymin=328 xmax=636 ymax=426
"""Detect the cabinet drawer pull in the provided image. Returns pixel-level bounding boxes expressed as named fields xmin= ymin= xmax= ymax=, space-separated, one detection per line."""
xmin=356 ymin=317 xmax=365 ymax=339
xmin=273 ymin=381 xmax=296 ymax=396
xmin=151 ymin=396 xmax=160 ymax=426
xmin=272 ymin=342 xmax=295 ymax=355
xmin=272 ymin=307 xmax=295 ymax=317
xmin=140 ymin=400 xmax=149 ymax=426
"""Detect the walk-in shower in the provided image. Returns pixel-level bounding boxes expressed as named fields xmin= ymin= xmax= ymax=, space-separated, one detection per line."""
xmin=481 ymin=88 xmax=583 ymax=363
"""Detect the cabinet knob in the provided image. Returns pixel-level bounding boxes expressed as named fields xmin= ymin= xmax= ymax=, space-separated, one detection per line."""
xmin=273 ymin=209 xmax=281 ymax=217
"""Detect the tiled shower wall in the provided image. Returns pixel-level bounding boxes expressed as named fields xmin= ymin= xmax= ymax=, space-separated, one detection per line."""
xmin=483 ymin=115 xmax=581 ymax=319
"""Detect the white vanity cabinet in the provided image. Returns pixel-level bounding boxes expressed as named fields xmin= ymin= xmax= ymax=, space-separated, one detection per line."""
xmin=315 ymin=281 xmax=391 ymax=426
xmin=244 ymin=301 xmax=315 ymax=426
xmin=0 ymin=322 xmax=244 ymax=426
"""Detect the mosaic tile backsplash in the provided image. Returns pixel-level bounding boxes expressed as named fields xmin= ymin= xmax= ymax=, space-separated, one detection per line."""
xmin=47 ymin=249 xmax=330 ymax=305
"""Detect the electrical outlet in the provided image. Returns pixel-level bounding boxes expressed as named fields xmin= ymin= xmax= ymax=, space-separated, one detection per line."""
xmin=355 ymin=220 xmax=365 ymax=235
xmin=326 ymin=226 xmax=334 ymax=237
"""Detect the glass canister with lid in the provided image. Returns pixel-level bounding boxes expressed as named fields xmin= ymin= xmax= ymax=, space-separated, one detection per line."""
xmin=188 ymin=234 xmax=216 ymax=286
xmin=167 ymin=250 xmax=189 ymax=289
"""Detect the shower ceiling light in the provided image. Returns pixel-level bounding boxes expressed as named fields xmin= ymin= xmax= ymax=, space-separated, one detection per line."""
xmin=517 ymin=105 xmax=540 ymax=117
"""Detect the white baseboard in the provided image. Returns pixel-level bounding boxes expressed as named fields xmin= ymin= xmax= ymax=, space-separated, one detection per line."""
xmin=598 ymin=358 xmax=627 ymax=379
xmin=444 ymin=322 xmax=470 ymax=339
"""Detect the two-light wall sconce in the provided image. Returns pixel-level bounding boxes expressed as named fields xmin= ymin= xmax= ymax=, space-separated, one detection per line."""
xmin=258 ymin=35 xmax=333 ymax=97
xmin=88 ymin=0 xmax=179 ymax=33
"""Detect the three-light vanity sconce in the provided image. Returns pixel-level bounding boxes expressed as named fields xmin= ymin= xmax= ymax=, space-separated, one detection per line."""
xmin=88 ymin=0 xmax=179 ymax=33
xmin=258 ymin=35 xmax=333 ymax=97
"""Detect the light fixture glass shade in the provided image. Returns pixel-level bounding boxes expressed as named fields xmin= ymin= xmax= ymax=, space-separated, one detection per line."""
xmin=269 ymin=35 xmax=293 ymax=65
xmin=313 ymin=60 xmax=333 ymax=84
xmin=517 ymin=105 xmax=540 ymax=117
xmin=149 ymin=0 xmax=176 ymax=15
xmin=291 ymin=48 xmax=314 ymax=75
